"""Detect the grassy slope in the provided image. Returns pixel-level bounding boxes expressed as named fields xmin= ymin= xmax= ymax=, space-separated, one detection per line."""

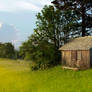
xmin=0 ymin=59 xmax=92 ymax=92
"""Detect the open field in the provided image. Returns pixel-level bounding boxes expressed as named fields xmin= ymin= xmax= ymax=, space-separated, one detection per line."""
xmin=0 ymin=58 xmax=92 ymax=92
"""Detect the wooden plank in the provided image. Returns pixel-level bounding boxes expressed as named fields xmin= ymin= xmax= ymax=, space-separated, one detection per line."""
xmin=81 ymin=50 xmax=90 ymax=69
xmin=62 ymin=66 xmax=79 ymax=71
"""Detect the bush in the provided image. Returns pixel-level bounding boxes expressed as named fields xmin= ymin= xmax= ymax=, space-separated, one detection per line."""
xmin=31 ymin=63 xmax=39 ymax=71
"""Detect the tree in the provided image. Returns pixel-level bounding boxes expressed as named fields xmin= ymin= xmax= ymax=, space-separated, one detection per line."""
xmin=35 ymin=5 xmax=62 ymax=49
xmin=0 ymin=42 xmax=15 ymax=59
xmin=52 ymin=0 xmax=92 ymax=36
xmin=19 ymin=34 xmax=57 ymax=69
xmin=35 ymin=5 xmax=79 ymax=49
xmin=4 ymin=43 xmax=15 ymax=58
xmin=19 ymin=5 xmax=80 ymax=69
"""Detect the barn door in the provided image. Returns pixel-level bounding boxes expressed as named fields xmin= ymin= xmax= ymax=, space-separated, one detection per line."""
xmin=77 ymin=51 xmax=81 ymax=60
xmin=77 ymin=51 xmax=81 ymax=68
xmin=71 ymin=51 xmax=77 ymax=61
xmin=71 ymin=51 xmax=77 ymax=67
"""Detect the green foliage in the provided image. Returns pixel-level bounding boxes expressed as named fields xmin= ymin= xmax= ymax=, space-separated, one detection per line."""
xmin=19 ymin=38 xmax=60 ymax=70
xmin=19 ymin=5 xmax=79 ymax=70
xmin=52 ymin=0 xmax=92 ymax=36
xmin=0 ymin=42 xmax=15 ymax=59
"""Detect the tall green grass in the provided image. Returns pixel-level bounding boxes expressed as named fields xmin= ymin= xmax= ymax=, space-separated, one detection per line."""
xmin=0 ymin=58 xmax=92 ymax=92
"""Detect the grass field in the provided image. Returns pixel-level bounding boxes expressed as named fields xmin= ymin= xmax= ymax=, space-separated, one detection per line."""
xmin=0 ymin=58 xmax=92 ymax=92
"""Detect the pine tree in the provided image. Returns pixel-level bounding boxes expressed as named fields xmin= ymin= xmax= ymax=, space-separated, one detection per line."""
xmin=52 ymin=0 xmax=92 ymax=36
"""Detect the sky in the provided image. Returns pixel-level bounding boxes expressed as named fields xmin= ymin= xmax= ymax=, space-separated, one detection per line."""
xmin=0 ymin=0 xmax=52 ymax=48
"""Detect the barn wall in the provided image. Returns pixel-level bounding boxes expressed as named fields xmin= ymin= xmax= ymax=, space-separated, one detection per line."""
xmin=71 ymin=51 xmax=77 ymax=67
xmin=61 ymin=50 xmax=90 ymax=69
xmin=79 ymin=50 xmax=90 ymax=69
xmin=90 ymin=48 xmax=92 ymax=67
xmin=62 ymin=51 xmax=71 ymax=67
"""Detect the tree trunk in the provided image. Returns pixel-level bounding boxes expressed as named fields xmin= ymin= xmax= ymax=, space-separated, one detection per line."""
xmin=81 ymin=1 xmax=86 ymax=37
xmin=57 ymin=29 xmax=60 ymax=49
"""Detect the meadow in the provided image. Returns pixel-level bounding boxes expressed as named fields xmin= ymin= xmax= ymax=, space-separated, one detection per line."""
xmin=0 ymin=58 xmax=92 ymax=92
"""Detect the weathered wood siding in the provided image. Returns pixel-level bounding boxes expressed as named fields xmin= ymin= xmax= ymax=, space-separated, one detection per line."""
xmin=80 ymin=50 xmax=90 ymax=69
xmin=90 ymin=48 xmax=92 ymax=67
xmin=61 ymin=50 xmax=90 ymax=69
xmin=62 ymin=51 xmax=71 ymax=67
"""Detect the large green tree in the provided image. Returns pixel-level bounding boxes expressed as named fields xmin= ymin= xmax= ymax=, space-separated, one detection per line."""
xmin=19 ymin=5 xmax=80 ymax=69
xmin=35 ymin=5 xmax=62 ymax=49
xmin=35 ymin=5 xmax=79 ymax=49
xmin=52 ymin=0 xmax=92 ymax=36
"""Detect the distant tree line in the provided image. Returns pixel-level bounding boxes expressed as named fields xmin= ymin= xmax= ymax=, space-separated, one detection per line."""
xmin=0 ymin=42 xmax=17 ymax=59
xmin=19 ymin=0 xmax=92 ymax=70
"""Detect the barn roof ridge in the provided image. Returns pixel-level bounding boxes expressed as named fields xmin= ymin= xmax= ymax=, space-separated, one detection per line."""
xmin=60 ymin=36 xmax=92 ymax=50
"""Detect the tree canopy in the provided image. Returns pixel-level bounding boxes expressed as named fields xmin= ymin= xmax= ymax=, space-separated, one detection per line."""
xmin=52 ymin=0 xmax=92 ymax=36
xmin=0 ymin=42 xmax=15 ymax=59
xmin=19 ymin=5 xmax=81 ymax=70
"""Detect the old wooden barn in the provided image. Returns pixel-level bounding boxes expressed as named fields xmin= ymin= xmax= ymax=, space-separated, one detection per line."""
xmin=59 ymin=36 xmax=92 ymax=70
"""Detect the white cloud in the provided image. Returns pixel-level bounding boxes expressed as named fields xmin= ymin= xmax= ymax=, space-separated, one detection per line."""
xmin=0 ymin=0 xmax=52 ymax=12
xmin=0 ymin=3 xmax=8 ymax=12
xmin=0 ymin=22 xmax=21 ymax=48
xmin=0 ymin=23 xmax=3 ymax=28
xmin=40 ymin=0 xmax=52 ymax=6
xmin=16 ymin=1 xmax=41 ymax=12
xmin=12 ymin=39 xmax=22 ymax=49
xmin=12 ymin=40 xmax=19 ymax=44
